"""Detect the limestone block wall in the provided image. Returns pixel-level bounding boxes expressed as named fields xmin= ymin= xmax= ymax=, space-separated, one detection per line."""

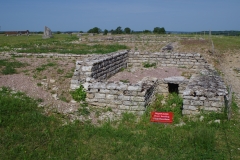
xmin=128 ymin=51 xmax=207 ymax=69
xmin=157 ymin=76 xmax=189 ymax=97
xmin=71 ymin=50 xmax=128 ymax=90
xmin=86 ymin=77 xmax=158 ymax=115
xmin=182 ymin=69 xmax=228 ymax=115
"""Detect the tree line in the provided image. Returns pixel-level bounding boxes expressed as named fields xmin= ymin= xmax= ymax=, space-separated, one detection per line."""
xmin=85 ymin=26 xmax=166 ymax=34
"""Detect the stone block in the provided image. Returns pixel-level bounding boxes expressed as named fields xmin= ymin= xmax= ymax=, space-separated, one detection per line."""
xmin=118 ymin=95 xmax=131 ymax=101
xmin=128 ymin=85 xmax=142 ymax=91
xmin=132 ymin=96 xmax=145 ymax=102
xmin=183 ymin=100 xmax=190 ymax=105
xmin=211 ymin=102 xmax=224 ymax=107
xmin=107 ymin=83 xmax=117 ymax=89
xmin=82 ymin=66 xmax=92 ymax=72
xmin=95 ymin=93 xmax=105 ymax=99
xmin=191 ymin=101 xmax=203 ymax=106
xmin=130 ymin=106 xmax=145 ymax=111
xmin=87 ymin=93 xmax=94 ymax=99
xmin=119 ymin=105 xmax=130 ymax=110
xmin=106 ymin=94 xmax=116 ymax=100
xmin=199 ymin=97 xmax=206 ymax=101
xmin=183 ymin=96 xmax=198 ymax=100
xmin=123 ymin=101 xmax=133 ymax=106
xmin=112 ymin=100 xmax=121 ymax=105
xmin=116 ymin=84 xmax=128 ymax=90
xmin=204 ymin=107 xmax=218 ymax=111
xmin=189 ymin=106 xmax=198 ymax=111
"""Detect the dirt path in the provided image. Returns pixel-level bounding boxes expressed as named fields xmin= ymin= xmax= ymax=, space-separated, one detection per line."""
xmin=219 ymin=52 xmax=240 ymax=104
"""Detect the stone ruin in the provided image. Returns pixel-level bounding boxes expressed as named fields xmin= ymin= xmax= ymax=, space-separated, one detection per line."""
xmin=42 ymin=26 xmax=53 ymax=39
xmin=70 ymin=50 xmax=228 ymax=116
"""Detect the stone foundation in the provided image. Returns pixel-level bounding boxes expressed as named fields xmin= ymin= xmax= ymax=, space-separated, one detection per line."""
xmin=128 ymin=51 xmax=207 ymax=69
xmin=70 ymin=50 xmax=228 ymax=116
xmin=86 ymin=77 xmax=158 ymax=115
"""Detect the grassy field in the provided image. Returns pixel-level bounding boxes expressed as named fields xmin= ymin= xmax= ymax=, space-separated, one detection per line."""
xmin=1 ymin=34 xmax=240 ymax=159
xmin=212 ymin=36 xmax=240 ymax=53
xmin=0 ymin=87 xmax=240 ymax=160
xmin=0 ymin=34 xmax=128 ymax=54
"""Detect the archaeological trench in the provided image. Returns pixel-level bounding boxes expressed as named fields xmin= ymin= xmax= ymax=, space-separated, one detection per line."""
xmin=70 ymin=50 xmax=229 ymax=117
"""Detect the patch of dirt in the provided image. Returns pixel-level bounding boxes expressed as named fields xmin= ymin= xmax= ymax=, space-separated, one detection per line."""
xmin=108 ymin=67 xmax=186 ymax=83
xmin=0 ymin=55 xmax=79 ymax=115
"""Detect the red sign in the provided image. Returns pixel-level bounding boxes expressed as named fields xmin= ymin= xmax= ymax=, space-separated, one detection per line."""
xmin=150 ymin=112 xmax=173 ymax=123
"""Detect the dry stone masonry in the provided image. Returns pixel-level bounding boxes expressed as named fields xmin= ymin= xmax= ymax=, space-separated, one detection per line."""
xmin=182 ymin=67 xmax=228 ymax=115
xmin=128 ymin=51 xmax=207 ymax=70
xmin=70 ymin=50 xmax=228 ymax=116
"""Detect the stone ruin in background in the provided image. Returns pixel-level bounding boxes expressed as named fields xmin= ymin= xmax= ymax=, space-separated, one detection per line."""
xmin=70 ymin=50 xmax=228 ymax=117
xmin=42 ymin=26 xmax=53 ymax=39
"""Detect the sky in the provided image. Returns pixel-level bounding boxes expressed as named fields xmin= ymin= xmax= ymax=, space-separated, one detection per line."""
xmin=0 ymin=0 xmax=239 ymax=32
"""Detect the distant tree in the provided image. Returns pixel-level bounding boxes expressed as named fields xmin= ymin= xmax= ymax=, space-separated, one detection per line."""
xmin=153 ymin=27 xmax=166 ymax=34
xmin=88 ymin=27 xmax=101 ymax=34
xmin=124 ymin=27 xmax=131 ymax=34
xmin=79 ymin=31 xmax=83 ymax=33
xmin=114 ymin=26 xmax=123 ymax=34
xmin=103 ymin=29 xmax=108 ymax=35
xmin=143 ymin=30 xmax=152 ymax=34
xmin=56 ymin=31 xmax=61 ymax=34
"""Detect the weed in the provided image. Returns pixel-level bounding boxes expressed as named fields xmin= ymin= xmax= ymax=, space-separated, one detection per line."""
xmin=59 ymin=96 xmax=69 ymax=103
xmin=143 ymin=61 xmax=156 ymax=68
xmin=57 ymin=69 xmax=64 ymax=74
xmin=35 ymin=62 xmax=56 ymax=72
xmin=37 ymin=83 xmax=42 ymax=87
xmin=120 ymin=79 xmax=129 ymax=83
xmin=64 ymin=72 xmax=73 ymax=78
xmin=70 ymin=85 xmax=86 ymax=102
xmin=78 ymin=102 xmax=90 ymax=116
xmin=119 ymin=67 xmax=125 ymax=72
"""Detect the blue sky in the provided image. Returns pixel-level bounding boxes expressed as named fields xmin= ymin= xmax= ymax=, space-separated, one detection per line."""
xmin=1 ymin=0 xmax=239 ymax=32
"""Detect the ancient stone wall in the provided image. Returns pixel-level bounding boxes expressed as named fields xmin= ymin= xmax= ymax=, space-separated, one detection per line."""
xmin=128 ymin=51 xmax=207 ymax=69
xmin=182 ymin=68 xmax=228 ymax=115
xmin=70 ymin=50 xmax=228 ymax=116
xmin=86 ymin=77 xmax=158 ymax=115
xmin=71 ymin=50 xmax=128 ymax=90
xmin=157 ymin=76 xmax=189 ymax=97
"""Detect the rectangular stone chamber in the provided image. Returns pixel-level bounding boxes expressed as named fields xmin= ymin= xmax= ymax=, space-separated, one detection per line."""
xmin=70 ymin=50 xmax=228 ymax=116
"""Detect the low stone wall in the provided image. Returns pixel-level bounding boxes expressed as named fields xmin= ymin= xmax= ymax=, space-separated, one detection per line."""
xmin=4 ymin=52 xmax=91 ymax=58
xmin=182 ymin=68 xmax=228 ymax=115
xmin=128 ymin=51 xmax=207 ymax=69
xmin=71 ymin=50 xmax=128 ymax=90
xmin=157 ymin=76 xmax=189 ymax=97
xmin=86 ymin=77 xmax=158 ymax=115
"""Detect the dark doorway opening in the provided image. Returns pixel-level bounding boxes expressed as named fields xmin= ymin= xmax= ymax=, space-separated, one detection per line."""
xmin=168 ymin=83 xmax=179 ymax=94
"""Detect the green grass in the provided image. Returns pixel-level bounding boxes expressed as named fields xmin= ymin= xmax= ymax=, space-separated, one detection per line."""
xmin=0 ymin=59 xmax=28 ymax=74
xmin=143 ymin=61 xmax=156 ymax=68
xmin=0 ymin=34 xmax=128 ymax=54
xmin=0 ymin=87 xmax=240 ymax=159
xmin=212 ymin=36 xmax=240 ymax=52
xmin=35 ymin=62 xmax=57 ymax=72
